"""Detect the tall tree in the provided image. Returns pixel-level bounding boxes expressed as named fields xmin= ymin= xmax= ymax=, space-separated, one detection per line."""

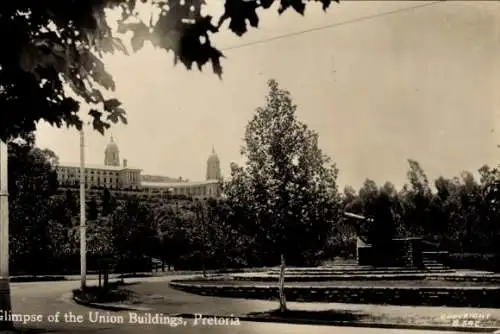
xmin=64 ymin=189 xmax=79 ymax=216
xmin=87 ymin=197 xmax=99 ymax=221
xmin=482 ymin=167 xmax=500 ymax=254
xmin=401 ymin=159 xmax=433 ymax=235
xmin=110 ymin=199 xmax=156 ymax=272
xmin=101 ymin=187 xmax=117 ymax=216
xmin=227 ymin=79 xmax=340 ymax=312
xmin=370 ymin=189 xmax=396 ymax=246
xmin=153 ymin=203 xmax=178 ymax=270
xmin=8 ymin=137 xmax=60 ymax=274
xmin=222 ymin=166 xmax=261 ymax=266
xmin=355 ymin=179 xmax=379 ymax=239
xmin=1 ymin=0 xmax=336 ymax=141
xmin=48 ymin=191 xmax=78 ymax=261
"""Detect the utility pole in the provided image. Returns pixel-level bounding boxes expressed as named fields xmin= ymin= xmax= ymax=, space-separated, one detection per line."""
xmin=0 ymin=141 xmax=13 ymax=330
xmin=196 ymin=199 xmax=207 ymax=278
xmin=80 ymin=129 xmax=87 ymax=289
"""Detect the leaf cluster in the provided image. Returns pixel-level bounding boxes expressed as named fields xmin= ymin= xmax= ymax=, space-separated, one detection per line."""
xmin=0 ymin=0 xmax=335 ymax=142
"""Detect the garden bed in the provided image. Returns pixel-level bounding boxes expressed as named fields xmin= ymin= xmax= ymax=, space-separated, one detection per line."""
xmin=181 ymin=279 xmax=499 ymax=287
xmin=169 ymin=279 xmax=500 ymax=307
xmin=72 ymin=281 xmax=137 ymax=304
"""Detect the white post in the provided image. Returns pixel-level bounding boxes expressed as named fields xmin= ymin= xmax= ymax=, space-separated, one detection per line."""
xmin=0 ymin=141 xmax=13 ymax=330
xmin=80 ymin=129 xmax=87 ymax=289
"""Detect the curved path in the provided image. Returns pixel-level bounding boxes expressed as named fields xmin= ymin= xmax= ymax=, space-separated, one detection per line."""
xmin=8 ymin=277 xmax=475 ymax=334
xmin=11 ymin=276 xmax=173 ymax=333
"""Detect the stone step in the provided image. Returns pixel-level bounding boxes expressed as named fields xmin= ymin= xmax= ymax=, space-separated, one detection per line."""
xmin=266 ymin=270 xmax=456 ymax=276
xmin=426 ymin=268 xmax=449 ymax=271
xmin=269 ymin=267 xmax=428 ymax=273
xmin=424 ymin=264 xmax=447 ymax=267
xmin=268 ymin=268 xmax=453 ymax=277
xmin=282 ymin=266 xmax=422 ymax=271
xmin=233 ymin=271 xmax=459 ymax=281
xmin=422 ymin=260 xmax=446 ymax=264
xmin=275 ymin=270 xmax=429 ymax=273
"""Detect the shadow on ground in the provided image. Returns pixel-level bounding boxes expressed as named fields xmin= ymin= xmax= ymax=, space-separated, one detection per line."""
xmin=246 ymin=309 xmax=368 ymax=322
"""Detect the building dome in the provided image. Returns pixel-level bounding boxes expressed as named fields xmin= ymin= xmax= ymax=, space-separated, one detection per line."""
xmin=105 ymin=135 xmax=119 ymax=152
xmin=104 ymin=135 xmax=120 ymax=166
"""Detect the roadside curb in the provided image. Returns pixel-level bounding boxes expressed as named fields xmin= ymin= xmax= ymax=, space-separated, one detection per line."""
xmin=72 ymin=295 xmax=152 ymax=312
xmin=173 ymin=312 xmax=499 ymax=333
xmin=9 ymin=268 xmax=271 ymax=283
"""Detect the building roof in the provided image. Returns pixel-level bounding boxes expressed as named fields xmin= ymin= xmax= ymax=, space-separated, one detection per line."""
xmin=57 ymin=163 xmax=141 ymax=171
xmin=141 ymin=174 xmax=186 ymax=182
xmin=141 ymin=180 xmax=220 ymax=188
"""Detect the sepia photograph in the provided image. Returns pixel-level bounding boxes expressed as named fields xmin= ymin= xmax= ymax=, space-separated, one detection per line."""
xmin=1 ymin=0 xmax=500 ymax=333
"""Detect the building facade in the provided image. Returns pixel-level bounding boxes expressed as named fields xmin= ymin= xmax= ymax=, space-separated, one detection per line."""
xmin=56 ymin=136 xmax=222 ymax=198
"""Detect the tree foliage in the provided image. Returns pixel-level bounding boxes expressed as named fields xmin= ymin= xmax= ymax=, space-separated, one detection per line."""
xmin=8 ymin=136 xmax=59 ymax=274
xmin=1 ymin=0 xmax=336 ymax=141
xmin=338 ymin=160 xmax=500 ymax=262
xmin=8 ymin=79 xmax=500 ymax=275
xmin=226 ymin=79 xmax=340 ymax=266
xmin=342 ymin=179 xmax=398 ymax=246
xmin=8 ymin=138 xmax=500 ymax=275
xmin=110 ymin=199 xmax=156 ymax=264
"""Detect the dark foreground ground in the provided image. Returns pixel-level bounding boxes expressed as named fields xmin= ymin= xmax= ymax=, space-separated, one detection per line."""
xmin=123 ymin=280 xmax=500 ymax=328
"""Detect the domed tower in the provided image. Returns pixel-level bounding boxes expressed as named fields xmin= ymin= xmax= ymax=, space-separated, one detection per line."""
xmin=206 ymin=146 xmax=222 ymax=180
xmin=104 ymin=135 xmax=120 ymax=166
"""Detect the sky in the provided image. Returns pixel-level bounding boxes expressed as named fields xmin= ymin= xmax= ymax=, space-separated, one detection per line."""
xmin=35 ymin=0 xmax=500 ymax=191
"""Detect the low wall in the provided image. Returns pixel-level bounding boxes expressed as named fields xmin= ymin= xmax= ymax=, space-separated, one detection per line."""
xmin=170 ymin=281 xmax=500 ymax=308
xmin=232 ymin=273 xmax=500 ymax=283
xmin=233 ymin=274 xmax=429 ymax=282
